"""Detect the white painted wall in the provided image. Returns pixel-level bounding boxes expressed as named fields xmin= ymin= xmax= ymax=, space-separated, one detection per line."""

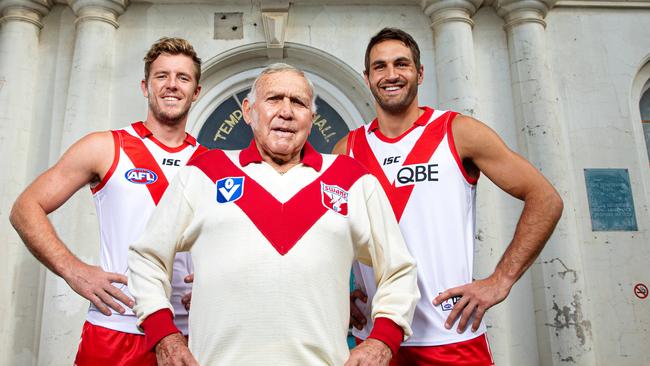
xmin=1 ymin=1 xmax=648 ymax=365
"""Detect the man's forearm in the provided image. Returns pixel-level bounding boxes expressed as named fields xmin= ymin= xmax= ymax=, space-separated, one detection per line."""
xmin=494 ymin=187 xmax=563 ymax=285
xmin=10 ymin=196 xmax=81 ymax=279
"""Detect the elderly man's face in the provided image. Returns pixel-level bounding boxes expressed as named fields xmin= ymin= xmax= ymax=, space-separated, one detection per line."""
xmin=243 ymin=71 xmax=314 ymax=163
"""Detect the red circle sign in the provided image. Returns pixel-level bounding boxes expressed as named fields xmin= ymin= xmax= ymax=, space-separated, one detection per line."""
xmin=634 ymin=283 xmax=648 ymax=299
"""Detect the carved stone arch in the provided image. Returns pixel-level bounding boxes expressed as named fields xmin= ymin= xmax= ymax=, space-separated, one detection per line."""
xmin=187 ymin=42 xmax=374 ymax=152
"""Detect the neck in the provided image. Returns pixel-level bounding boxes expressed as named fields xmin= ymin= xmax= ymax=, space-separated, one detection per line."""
xmin=143 ymin=116 xmax=187 ymax=147
xmin=375 ymin=101 xmax=422 ymax=138
xmin=256 ymin=144 xmax=302 ymax=174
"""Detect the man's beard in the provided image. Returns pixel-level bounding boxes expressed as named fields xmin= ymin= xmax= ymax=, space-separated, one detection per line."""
xmin=370 ymin=81 xmax=418 ymax=114
xmin=149 ymin=98 xmax=189 ymax=126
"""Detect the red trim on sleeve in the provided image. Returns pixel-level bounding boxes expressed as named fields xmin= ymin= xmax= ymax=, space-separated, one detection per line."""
xmin=91 ymin=130 xmax=121 ymax=194
xmin=368 ymin=317 xmax=404 ymax=357
xmin=446 ymin=113 xmax=479 ymax=185
xmin=142 ymin=308 xmax=180 ymax=351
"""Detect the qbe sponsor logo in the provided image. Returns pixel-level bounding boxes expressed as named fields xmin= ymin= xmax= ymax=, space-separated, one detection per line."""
xmin=216 ymin=177 xmax=244 ymax=203
xmin=394 ymin=163 xmax=438 ymax=187
xmin=321 ymin=182 xmax=349 ymax=216
xmin=440 ymin=295 xmax=462 ymax=312
xmin=125 ymin=168 xmax=158 ymax=184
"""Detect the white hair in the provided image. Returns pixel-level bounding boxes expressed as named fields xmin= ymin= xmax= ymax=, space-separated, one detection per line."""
xmin=246 ymin=63 xmax=317 ymax=112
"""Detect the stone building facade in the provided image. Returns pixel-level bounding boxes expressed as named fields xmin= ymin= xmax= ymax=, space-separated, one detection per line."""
xmin=1 ymin=0 xmax=649 ymax=364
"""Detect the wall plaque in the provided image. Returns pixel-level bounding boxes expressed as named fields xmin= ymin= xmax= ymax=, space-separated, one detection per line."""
xmin=584 ymin=168 xmax=638 ymax=231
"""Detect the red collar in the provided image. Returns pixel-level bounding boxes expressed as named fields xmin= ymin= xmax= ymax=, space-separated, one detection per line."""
xmin=367 ymin=106 xmax=433 ymax=133
xmin=239 ymin=139 xmax=323 ymax=172
xmin=132 ymin=121 xmax=197 ymax=147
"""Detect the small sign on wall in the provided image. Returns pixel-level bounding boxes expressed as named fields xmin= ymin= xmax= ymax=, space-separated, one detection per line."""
xmin=584 ymin=168 xmax=638 ymax=231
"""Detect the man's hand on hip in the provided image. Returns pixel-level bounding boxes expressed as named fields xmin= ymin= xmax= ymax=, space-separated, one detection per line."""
xmin=433 ymin=274 xmax=511 ymax=333
xmin=155 ymin=333 xmax=198 ymax=366
xmin=344 ymin=338 xmax=392 ymax=366
xmin=350 ymin=289 xmax=368 ymax=330
xmin=64 ymin=261 xmax=133 ymax=315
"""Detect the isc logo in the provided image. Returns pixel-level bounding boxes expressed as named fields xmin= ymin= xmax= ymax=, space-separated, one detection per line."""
xmin=395 ymin=163 xmax=438 ymax=187
xmin=125 ymin=168 xmax=158 ymax=185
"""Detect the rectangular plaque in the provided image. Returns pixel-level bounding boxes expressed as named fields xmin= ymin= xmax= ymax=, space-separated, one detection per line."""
xmin=584 ymin=169 xmax=638 ymax=231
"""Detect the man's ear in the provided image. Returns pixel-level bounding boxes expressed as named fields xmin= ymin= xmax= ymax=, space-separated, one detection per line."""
xmin=417 ymin=65 xmax=424 ymax=86
xmin=242 ymin=98 xmax=253 ymax=126
xmin=141 ymin=79 xmax=149 ymax=98
xmin=363 ymin=71 xmax=370 ymax=88
xmin=191 ymin=84 xmax=202 ymax=101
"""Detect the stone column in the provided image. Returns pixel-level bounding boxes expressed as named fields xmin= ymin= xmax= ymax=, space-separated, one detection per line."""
xmin=37 ymin=1 xmax=127 ymax=364
xmin=495 ymin=1 xmax=596 ymax=365
xmin=0 ymin=1 xmax=52 ymax=364
xmin=422 ymin=0 xmax=482 ymax=116
xmin=423 ymin=2 xmax=540 ymax=364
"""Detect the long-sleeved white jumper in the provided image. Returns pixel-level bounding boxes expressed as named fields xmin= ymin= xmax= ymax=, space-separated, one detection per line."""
xmin=128 ymin=141 xmax=419 ymax=365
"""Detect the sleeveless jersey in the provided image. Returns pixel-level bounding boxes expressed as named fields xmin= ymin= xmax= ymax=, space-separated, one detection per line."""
xmin=349 ymin=107 xmax=487 ymax=346
xmin=88 ymin=121 xmax=207 ymax=334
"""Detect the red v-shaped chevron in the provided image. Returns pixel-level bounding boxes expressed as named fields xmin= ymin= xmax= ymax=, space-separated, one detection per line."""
xmin=189 ymin=150 xmax=368 ymax=256
xmin=118 ymin=130 xmax=170 ymax=205
xmin=350 ymin=111 xmax=457 ymax=222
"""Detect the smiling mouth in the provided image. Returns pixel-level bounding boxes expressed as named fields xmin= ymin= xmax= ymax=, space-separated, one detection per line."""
xmin=380 ymin=84 xmax=405 ymax=94
xmin=162 ymin=96 xmax=181 ymax=102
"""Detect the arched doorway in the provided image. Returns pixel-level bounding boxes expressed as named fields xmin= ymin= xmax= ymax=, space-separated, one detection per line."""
xmin=187 ymin=42 xmax=375 ymax=153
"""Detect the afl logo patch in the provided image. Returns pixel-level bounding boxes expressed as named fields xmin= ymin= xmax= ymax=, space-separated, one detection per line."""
xmin=321 ymin=182 xmax=349 ymax=217
xmin=216 ymin=177 xmax=244 ymax=203
xmin=125 ymin=168 xmax=158 ymax=185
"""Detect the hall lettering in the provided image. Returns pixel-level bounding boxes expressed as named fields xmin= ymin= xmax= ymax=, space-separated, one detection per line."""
xmin=213 ymin=110 xmax=243 ymax=141
xmin=312 ymin=114 xmax=337 ymax=143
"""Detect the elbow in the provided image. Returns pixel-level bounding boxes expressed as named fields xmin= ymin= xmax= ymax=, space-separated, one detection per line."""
xmin=8 ymin=197 xmax=23 ymax=229
xmin=548 ymin=189 xmax=564 ymax=223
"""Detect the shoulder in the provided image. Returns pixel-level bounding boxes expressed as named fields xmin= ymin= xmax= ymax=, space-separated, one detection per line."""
xmin=323 ymin=153 xmax=369 ymax=177
xmin=187 ymin=148 xmax=229 ymax=167
xmin=449 ymin=114 xmax=513 ymax=164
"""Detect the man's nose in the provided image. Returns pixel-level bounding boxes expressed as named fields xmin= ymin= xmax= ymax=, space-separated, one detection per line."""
xmin=165 ymin=76 xmax=178 ymax=89
xmin=278 ymin=97 xmax=293 ymax=119
xmin=386 ymin=65 xmax=399 ymax=80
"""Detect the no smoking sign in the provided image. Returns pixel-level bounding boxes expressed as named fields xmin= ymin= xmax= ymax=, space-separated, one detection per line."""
xmin=634 ymin=283 xmax=648 ymax=299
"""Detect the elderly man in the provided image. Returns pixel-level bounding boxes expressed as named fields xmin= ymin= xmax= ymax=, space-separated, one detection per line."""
xmin=128 ymin=63 xmax=420 ymax=366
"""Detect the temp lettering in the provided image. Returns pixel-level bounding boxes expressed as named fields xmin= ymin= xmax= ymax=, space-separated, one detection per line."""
xmin=383 ymin=156 xmax=401 ymax=165
xmin=162 ymin=158 xmax=181 ymax=166
xmin=214 ymin=110 xmax=243 ymax=141
xmin=396 ymin=163 xmax=438 ymax=186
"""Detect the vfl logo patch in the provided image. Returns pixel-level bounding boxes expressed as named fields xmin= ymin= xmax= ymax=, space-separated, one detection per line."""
xmin=216 ymin=177 xmax=244 ymax=203
xmin=321 ymin=182 xmax=349 ymax=216
xmin=125 ymin=168 xmax=158 ymax=185
xmin=440 ymin=295 xmax=462 ymax=312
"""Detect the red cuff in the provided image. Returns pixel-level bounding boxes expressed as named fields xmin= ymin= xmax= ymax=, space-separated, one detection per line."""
xmin=367 ymin=317 xmax=404 ymax=357
xmin=141 ymin=308 xmax=180 ymax=351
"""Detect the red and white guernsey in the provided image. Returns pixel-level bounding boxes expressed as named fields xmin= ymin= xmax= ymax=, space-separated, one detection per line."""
xmin=88 ymin=122 xmax=207 ymax=334
xmin=349 ymin=107 xmax=487 ymax=346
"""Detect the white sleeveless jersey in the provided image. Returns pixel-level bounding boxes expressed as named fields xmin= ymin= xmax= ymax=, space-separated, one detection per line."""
xmin=349 ymin=107 xmax=486 ymax=346
xmin=88 ymin=122 xmax=207 ymax=334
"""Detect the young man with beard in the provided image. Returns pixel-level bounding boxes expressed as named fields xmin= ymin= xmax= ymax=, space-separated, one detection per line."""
xmin=127 ymin=63 xmax=419 ymax=366
xmin=10 ymin=37 xmax=207 ymax=365
xmin=334 ymin=28 xmax=563 ymax=365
